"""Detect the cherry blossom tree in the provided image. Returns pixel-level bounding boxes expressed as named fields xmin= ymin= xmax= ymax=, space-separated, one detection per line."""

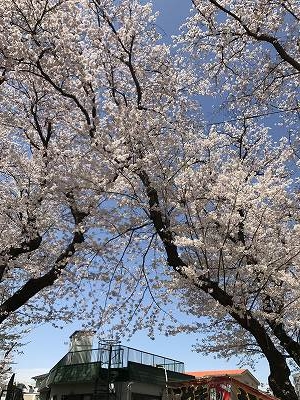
xmin=99 ymin=1 xmax=300 ymax=398
xmin=182 ymin=0 xmax=299 ymax=141
xmin=0 ymin=1 xmax=299 ymax=400
xmin=0 ymin=0 xmax=194 ymax=381
xmin=0 ymin=326 xmax=22 ymax=386
xmin=141 ymin=2 xmax=299 ymax=398
xmin=138 ymin=1 xmax=299 ymax=398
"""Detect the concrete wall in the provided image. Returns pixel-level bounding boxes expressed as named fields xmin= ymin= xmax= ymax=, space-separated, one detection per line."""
xmin=48 ymin=381 xmax=165 ymax=400
xmin=237 ymin=373 xmax=259 ymax=389
xmin=122 ymin=381 xmax=165 ymax=400
xmin=49 ymin=383 xmax=93 ymax=400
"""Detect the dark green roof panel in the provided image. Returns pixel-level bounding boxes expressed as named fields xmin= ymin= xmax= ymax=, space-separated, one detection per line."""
xmin=127 ymin=362 xmax=194 ymax=385
xmin=50 ymin=363 xmax=101 ymax=384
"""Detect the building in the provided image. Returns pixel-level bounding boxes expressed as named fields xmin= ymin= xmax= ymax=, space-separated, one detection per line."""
xmin=32 ymin=331 xmax=279 ymax=400
xmin=33 ymin=331 xmax=193 ymax=400
xmin=187 ymin=369 xmax=260 ymax=389
xmin=172 ymin=374 xmax=278 ymax=400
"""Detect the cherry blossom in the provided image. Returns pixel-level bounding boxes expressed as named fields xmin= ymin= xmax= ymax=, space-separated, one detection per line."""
xmin=0 ymin=1 xmax=299 ymax=399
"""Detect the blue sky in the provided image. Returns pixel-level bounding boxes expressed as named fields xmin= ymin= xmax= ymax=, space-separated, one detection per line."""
xmin=151 ymin=0 xmax=191 ymax=35
xmin=13 ymin=0 xmax=270 ymax=389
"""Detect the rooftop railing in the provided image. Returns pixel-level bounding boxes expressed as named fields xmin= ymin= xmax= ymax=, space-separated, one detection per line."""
xmin=55 ymin=344 xmax=184 ymax=373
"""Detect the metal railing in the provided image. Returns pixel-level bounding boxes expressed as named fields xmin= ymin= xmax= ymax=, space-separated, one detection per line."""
xmin=54 ymin=344 xmax=184 ymax=373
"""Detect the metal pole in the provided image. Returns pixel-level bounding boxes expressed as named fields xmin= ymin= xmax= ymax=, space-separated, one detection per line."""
xmin=107 ymin=344 xmax=112 ymax=400
xmin=164 ymin=368 xmax=169 ymax=400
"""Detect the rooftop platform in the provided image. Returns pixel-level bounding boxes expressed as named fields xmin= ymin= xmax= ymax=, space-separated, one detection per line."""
xmin=37 ymin=343 xmax=188 ymax=388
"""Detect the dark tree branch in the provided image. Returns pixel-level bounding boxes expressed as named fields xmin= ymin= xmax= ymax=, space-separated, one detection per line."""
xmin=36 ymin=49 xmax=95 ymax=138
xmin=0 ymin=233 xmax=42 ymax=283
xmin=0 ymin=197 xmax=88 ymax=324
xmin=192 ymin=0 xmax=300 ymax=72
xmin=94 ymin=3 xmax=146 ymax=110
xmin=267 ymin=318 xmax=300 ymax=367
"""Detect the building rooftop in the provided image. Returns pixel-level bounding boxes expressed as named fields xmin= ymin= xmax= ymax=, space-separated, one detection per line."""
xmin=35 ymin=343 xmax=187 ymax=389
xmin=187 ymin=369 xmax=260 ymax=387
xmin=187 ymin=369 xmax=247 ymax=377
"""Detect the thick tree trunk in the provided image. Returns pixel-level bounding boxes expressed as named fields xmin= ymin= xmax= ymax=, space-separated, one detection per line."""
xmin=268 ymin=365 xmax=298 ymax=400
xmin=249 ymin=319 xmax=298 ymax=400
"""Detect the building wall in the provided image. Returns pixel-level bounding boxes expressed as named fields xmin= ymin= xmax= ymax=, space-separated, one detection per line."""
xmin=235 ymin=373 xmax=259 ymax=389
xmin=48 ymin=381 xmax=165 ymax=400
xmin=126 ymin=381 xmax=165 ymax=400
xmin=49 ymin=383 xmax=94 ymax=400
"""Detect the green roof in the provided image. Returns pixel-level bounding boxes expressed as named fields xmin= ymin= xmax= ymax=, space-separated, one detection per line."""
xmin=41 ymin=361 xmax=193 ymax=388
xmin=47 ymin=362 xmax=101 ymax=385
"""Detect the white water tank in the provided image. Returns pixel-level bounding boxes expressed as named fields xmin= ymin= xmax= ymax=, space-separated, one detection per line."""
xmin=68 ymin=330 xmax=94 ymax=364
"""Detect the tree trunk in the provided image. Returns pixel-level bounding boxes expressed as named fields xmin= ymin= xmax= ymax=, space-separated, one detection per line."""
xmin=139 ymin=172 xmax=298 ymax=400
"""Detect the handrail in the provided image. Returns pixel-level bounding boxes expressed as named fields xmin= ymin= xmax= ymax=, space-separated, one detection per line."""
xmin=51 ymin=344 xmax=184 ymax=373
